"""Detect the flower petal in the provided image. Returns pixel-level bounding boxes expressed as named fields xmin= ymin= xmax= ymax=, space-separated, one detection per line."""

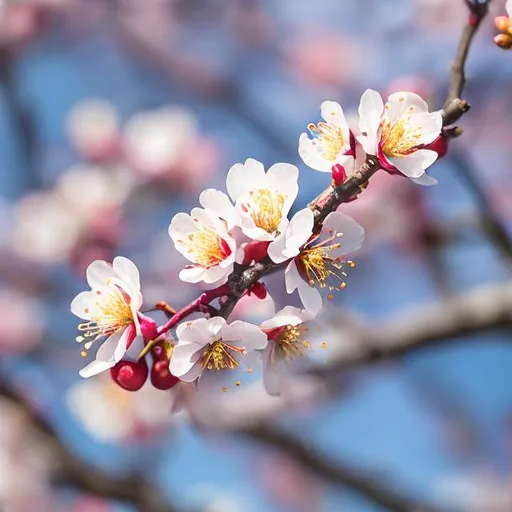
xmin=357 ymin=89 xmax=383 ymax=155
xmin=284 ymin=260 xmax=301 ymax=294
xmin=410 ymin=173 xmax=438 ymax=186
xmin=385 ymin=91 xmax=429 ymax=121
xmin=226 ymin=158 xmax=266 ymax=201
xmin=176 ymin=317 xmax=212 ymax=345
xmin=222 ymin=320 xmax=267 ymax=350
xmin=321 ymin=100 xmax=351 ymax=143
xmin=70 ymin=291 xmax=96 ymax=320
xmin=86 ymin=259 xmax=116 ymax=289
xmin=283 ymin=208 xmax=314 ymax=258
xmin=112 ymin=256 xmax=141 ymax=294
xmin=260 ymin=305 xmax=312 ymax=330
xmin=170 ymin=342 xmax=204 ymax=380
xmin=298 ymin=133 xmax=332 ymax=172
xmin=199 ymin=189 xmax=236 ymax=229
xmin=79 ymin=327 xmax=125 ymax=378
xmin=322 ymin=212 xmax=365 ymax=256
xmin=389 ymin=149 xmax=438 ymax=178
xmin=297 ymin=279 xmax=323 ymax=316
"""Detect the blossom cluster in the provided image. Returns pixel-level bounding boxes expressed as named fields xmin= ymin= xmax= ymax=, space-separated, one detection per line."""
xmin=71 ymin=89 xmax=444 ymax=404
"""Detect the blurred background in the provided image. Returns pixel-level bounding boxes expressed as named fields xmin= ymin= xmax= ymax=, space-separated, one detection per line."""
xmin=1 ymin=0 xmax=512 ymax=510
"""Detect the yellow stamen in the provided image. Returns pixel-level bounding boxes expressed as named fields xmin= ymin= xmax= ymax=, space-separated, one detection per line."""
xmin=184 ymin=225 xmax=230 ymax=267
xmin=380 ymin=114 xmax=424 ymax=157
xmin=276 ymin=325 xmax=305 ymax=359
xmin=308 ymin=121 xmax=345 ymax=161
xmin=244 ymin=189 xmax=285 ymax=234
xmin=200 ymin=340 xmax=245 ymax=371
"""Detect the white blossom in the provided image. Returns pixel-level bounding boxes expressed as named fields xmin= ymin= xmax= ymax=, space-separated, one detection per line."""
xmin=357 ymin=89 xmax=442 ymax=185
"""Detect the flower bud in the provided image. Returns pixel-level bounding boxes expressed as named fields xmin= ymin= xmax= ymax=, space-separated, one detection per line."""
xmin=495 ymin=33 xmax=512 ymax=49
xmin=137 ymin=313 xmax=159 ymax=342
xmin=110 ymin=359 xmax=148 ymax=391
xmin=151 ymin=359 xmax=179 ymax=390
xmin=331 ymin=163 xmax=347 ymax=186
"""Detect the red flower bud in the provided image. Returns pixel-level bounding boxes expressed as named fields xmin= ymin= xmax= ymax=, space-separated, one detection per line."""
xmin=138 ymin=313 xmax=158 ymax=342
xmin=248 ymin=281 xmax=267 ymax=299
xmin=110 ymin=359 xmax=148 ymax=391
xmin=151 ymin=359 xmax=179 ymax=390
xmin=331 ymin=163 xmax=347 ymax=186
xmin=242 ymin=240 xmax=271 ymax=265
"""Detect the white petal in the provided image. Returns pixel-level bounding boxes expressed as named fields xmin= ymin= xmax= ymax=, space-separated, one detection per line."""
xmin=408 ymin=111 xmax=443 ymax=146
xmin=267 ymin=231 xmax=287 ymax=264
xmin=222 ymin=320 xmax=267 ymax=350
xmin=358 ymin=89 xmax=383 ymax=155
xmin=79 ymin=328 xmax=125 ymax=378
xmin=283 ymin=208 xmax=314 ymax=258
xmin=298 ymin=133 xmax=332 ymax=172
xmin=386 ymin=91 xmax=429 ymax=121
xmin=260 ymin=305 xmax=311 ymax=330
xmin=79 ymin=359 xmax=116 ymax=379
xmin=266 ymin=163 xmax=299 ymax=217
xmin=507 ymin=0 xmax=512 ymax=16
xmin=190 ymin=207 xmax=224 ymax=233
xmin=201 ymin=264 xmax=232 ymax=285
xmin=411 ymin=173 xmax=437 ymax=186
xmin=170 ymin=342 xmax=203 ymax=380
xmin=226 ymin=158 xmax=266 ymax=201
xmin=206 ymin=316 xmax=227 ymax=339
xmin=297 ymin=279 xmax=323 ymax=316
xmin=176 ymin=317 xmax=211 ymax=345
xmin=179 ymin=265 xmax=206 ymax=283
xmin=199 ymin=189 xmax=236 ymax=229
xmin=284 ymin=260 xmax=301 ymax=294
xmin=86 ymin=259 xmax=116 ymax=289
xmin=321 ymin=100 xmax=351 ymax=144
xmin=390 ymin=149 xmax=438 ymax=178
xmin=70 ymin=291 xmax=95 ymax=320
xmin=321 ymin=212 xmax=365 ymax=256
xmin=262 ymin=344 xmax=281 ymax=396
xmin=112 ymin=256 xmax=141 ymax=294
xmin=169 ymin=212 xmax=197 ymax=240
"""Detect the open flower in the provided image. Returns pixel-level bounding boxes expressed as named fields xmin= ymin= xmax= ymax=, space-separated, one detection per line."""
xmin=283 ymin=212 xmax=364 ymax=315
xmin=170 ymin=317 xmax=267 ymax=392
xmin=226 ymin=158 xmax=299 ymax=248
xmin=299 ymin=100 xmax=355 ymax=176
xmin=70 ymin=257 xmax=151 ymax=378
xmin=169 ymin=191 xmax=238 ymax=286
xmin=357 ymin=89 xmax=442 ymax=185
xmin=260 ymin=306 xmax=321 ymax=396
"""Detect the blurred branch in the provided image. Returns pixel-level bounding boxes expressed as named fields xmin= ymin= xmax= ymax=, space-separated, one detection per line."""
xmin=0 ymin=46 xmax=39 ymax=190
xmin=0 ymin=379 xmax=179 ymax=512
xmin=240 ymin=424 xmax=448 ymax=512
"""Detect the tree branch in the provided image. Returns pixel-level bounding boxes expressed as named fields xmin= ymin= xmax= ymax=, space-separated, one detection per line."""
xmin=0 ymin=380 xmax=179 ymax=512
xmin=240 ymin=424 xmax=448 ymax=512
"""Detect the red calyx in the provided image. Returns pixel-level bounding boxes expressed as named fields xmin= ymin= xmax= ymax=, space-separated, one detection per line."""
xmin=138 ymin=313 xmax=159 ymax=342
xmin=242 ymin=240 xmax=271 ymax=265
xmin=111 ymin=359 xmax=149 ymax=391
xmin=424 ymin=134 xmax=449 ymax=159
xmin=151 ymin=359 xmax=179 ymax=390
xmin=331 ymin=164 xmax=347 ymax=186
xmin=248 ymin=281 xmax=267 ymax=300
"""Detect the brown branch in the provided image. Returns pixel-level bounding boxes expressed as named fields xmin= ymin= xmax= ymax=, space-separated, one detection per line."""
xmin=0 ymin=380 xmax=179 ymax=512
xmin=240 ymin=424 xmax=448 ymax=512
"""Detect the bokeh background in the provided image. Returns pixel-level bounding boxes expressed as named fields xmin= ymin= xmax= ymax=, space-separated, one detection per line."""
xmin=1 ymin=0 xmax=512 ymax=510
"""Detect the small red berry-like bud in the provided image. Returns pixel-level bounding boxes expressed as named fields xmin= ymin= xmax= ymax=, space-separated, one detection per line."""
xmin=469 ymin=13 xmax=480 ymax=27
xmin=495 ymin=33 xmax=512 ymax=49
xmin=425 ymin=134 xmax=449 ymax=159
xmin=242 ymin=240 xmax=271 ymax=265
xmin=248 ymin=281 xmax=267 ymax=300
xmin=331 ymin=164 xmax=347 ymax=186
xmin=111 ymin=359 xmax=148 ymax=391
xmin=150 ymin=360 xmax=179 ymax=390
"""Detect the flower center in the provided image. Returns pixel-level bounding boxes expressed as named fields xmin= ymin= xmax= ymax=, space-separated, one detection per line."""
xmin=308 ymin=121 xmax=345 ymax=161
xmin=186 ymin=227 xmax=232 ymax=268
xmin=200 ymin=340 xmax=246 ymax=371
xmin=380 ymin=109 xmax=423 ymax=157
xmin=77 ymin=282 xmax=133 ymax=348
xmin=297 ymin=232 xmax=355 ymax=298
xmin=244 ymin=189 xmax=285 ymax=234
xmin=275 ymin=325 xmax=308 ymax=359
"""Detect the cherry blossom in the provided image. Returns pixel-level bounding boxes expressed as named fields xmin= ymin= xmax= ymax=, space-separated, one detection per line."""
xmin=357 ymin=89 xmax=442 ymax=185
xmin=170 ymin=317 xmax=267 ymax=392
xmin=71 ymin=257 xmax=153 ymax=378
xmin=299 ymin=100 xmax=355 ymax=176
xmin=260 ymin=306 xmax=319 ymax=396
xmin=169 ymin=191 xmax=238 ymax=286
xmin=226 ymin=158 xmax=299 ymax=249
xmin=283 ymin=211 xmax=364 ymax=315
